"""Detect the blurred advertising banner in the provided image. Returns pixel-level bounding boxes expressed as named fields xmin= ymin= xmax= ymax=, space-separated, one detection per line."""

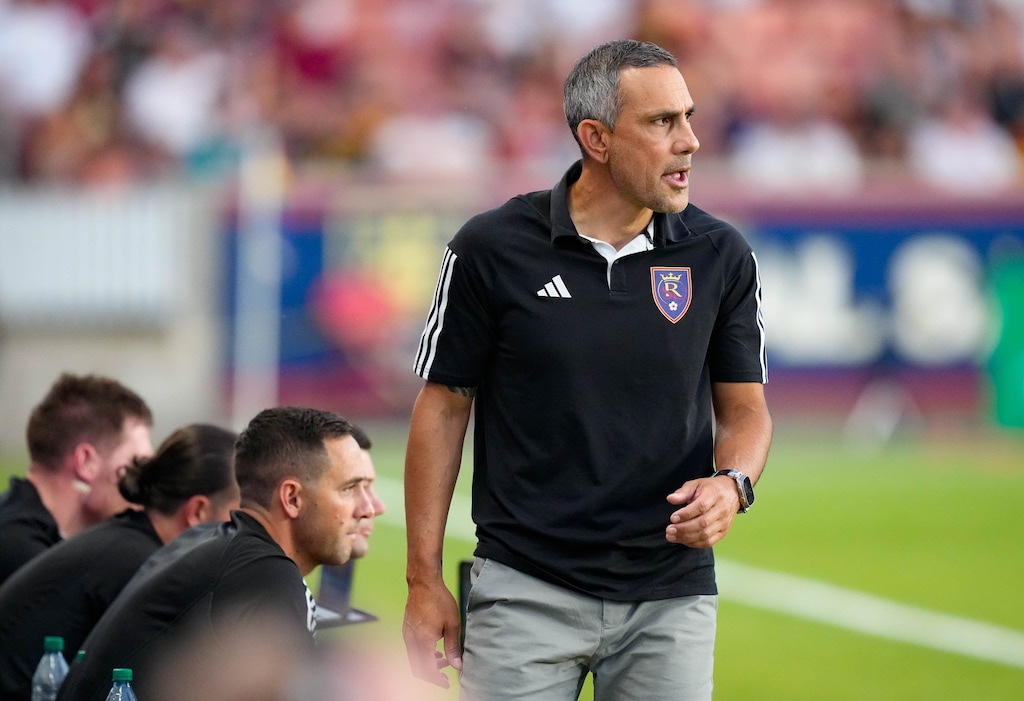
xmin=223 ymin=193 xmax=473 ymax=417
xmin=716 ymin=195 xmax=1024 ymax=425
xmin=743 ymin=213 xmax=1022 ymax=369
xmin=222 ymin=187 xmax=1024 ymax=423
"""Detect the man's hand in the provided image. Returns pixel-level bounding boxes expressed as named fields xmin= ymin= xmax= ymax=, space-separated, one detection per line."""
xmin=665 ymin=475 xmax=740 ymax=548
xmin=402 ymin=577 xmax=463 ymax=688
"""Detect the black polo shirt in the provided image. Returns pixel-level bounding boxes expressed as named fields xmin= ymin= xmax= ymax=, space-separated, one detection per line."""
xmin=56 ymin=511 xmax=314 ymax=701
xmin=0 ymin=508 xmax=160 ymax=700
xmin=0 ymin=477 xmax=61 ymax=586
xmin=414 ymin=161 xmax=767 ymax=600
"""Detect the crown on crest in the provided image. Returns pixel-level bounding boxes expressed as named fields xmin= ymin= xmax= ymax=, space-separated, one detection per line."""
xmin=660 ymin=272 xmax=682 ymax=281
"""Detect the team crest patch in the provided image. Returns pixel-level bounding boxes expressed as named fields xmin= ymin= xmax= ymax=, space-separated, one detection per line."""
xmin=651 ymin=267 xmax=692 ymax=323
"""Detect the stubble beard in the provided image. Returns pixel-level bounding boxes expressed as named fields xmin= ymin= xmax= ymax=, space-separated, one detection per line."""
xmin=650 ymin=171 xmax=691 ymax=214
xmin=296 ymin=509 xmax=352 ymax=567
xmin=611 ymin=158 xmax=690 ymax=215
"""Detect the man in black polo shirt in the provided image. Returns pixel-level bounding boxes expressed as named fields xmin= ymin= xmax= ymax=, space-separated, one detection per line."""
xmin=403 ymin=39 xmax=772 ymax=700
xmin=56 ymin=407 xmax=377 ymax=701
xmin=0 ymin=373 xmax=153 ymax=586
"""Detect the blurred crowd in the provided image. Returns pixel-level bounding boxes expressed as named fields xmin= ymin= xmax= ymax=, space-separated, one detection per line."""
xmin=2 ymin=0 xmax=1024 ymax=194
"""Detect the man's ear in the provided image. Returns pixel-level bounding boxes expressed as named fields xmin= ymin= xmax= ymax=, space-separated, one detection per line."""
xmin=71 ymin=443 xmax=99 ymax=485
xmin=576 ymin=119 xmax=611 ymax=163
xmin=278 ymin=479 xmax=303 ymax=519
xmin=182 ymin=494 xmax=212 ymax=527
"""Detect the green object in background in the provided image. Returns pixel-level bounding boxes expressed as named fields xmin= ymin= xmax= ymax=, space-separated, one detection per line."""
xmin=989 ymin=256 xmax=1024 ymax=428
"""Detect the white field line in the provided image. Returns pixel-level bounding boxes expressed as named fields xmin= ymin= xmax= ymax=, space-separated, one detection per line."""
xmin=378 ymin=476 xmax=1024 ymax=669
xmin=715 ymin=560 xmax=1024 ymax=669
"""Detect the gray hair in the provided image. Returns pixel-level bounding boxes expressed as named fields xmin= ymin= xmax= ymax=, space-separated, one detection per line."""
xmin=563 ymin=39 xmax=678 ymax=153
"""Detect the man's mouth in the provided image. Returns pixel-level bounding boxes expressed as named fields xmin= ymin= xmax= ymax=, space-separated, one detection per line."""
xmin=663 ymin=169 xmax=689 ymax=188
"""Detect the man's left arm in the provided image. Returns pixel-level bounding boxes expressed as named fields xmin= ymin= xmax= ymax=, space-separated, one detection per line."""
xmin=666 ymin=382 xmax=772 ymax=548
xmin=709 ymin=381 xmax=772 ymax=486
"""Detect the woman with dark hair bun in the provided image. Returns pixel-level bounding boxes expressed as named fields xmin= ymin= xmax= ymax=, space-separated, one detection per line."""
xmin=0 ymin=424 xmax=239 ymax=701
xmin=117 ymin=424 xmax=239 ymax=543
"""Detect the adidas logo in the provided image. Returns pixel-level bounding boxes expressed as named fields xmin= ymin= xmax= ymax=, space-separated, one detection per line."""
xmin=536 ymin=275 xmax=572 ymax=298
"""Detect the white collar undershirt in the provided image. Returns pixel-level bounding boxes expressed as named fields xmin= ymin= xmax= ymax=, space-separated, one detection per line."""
xmin=578 ymin=220 xmax=655 ymax=287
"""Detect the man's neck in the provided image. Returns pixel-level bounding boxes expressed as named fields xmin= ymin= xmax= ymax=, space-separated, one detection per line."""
xmin=26 ymin=467 xmax=89 ymax=538
xmin=148 ymin=510 xmax=183 ymax=545
xmin=238 ymin=506 xmax=313 ymax=575
xmin=567 ymin=165 xmax=653 ymax=251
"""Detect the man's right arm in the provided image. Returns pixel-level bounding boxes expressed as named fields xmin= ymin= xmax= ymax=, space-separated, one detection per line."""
xmin=402 ymin=380 xmax=473 ymax=688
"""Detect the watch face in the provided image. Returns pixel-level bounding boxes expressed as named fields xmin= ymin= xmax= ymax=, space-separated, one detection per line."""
xmin=715 ymin=470 xmax=754 ymax=510
xmin=741 ymin=478 xmax=755 ymax=506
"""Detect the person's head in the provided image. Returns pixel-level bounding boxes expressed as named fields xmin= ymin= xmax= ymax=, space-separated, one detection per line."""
xmin=564 ymin=39 xmax=700 ymax=212
xmin=349 ymin=423 xmax=385 ymax=559
xmin=26 ymin=373 xmax=154 ymax=525
xmin=118 ymin=423 xmax=240 ymax=541
xmin=234 ymin=406 xmax=376 ymax=573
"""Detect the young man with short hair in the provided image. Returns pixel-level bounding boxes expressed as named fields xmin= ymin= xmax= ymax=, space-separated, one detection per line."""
xmin=0 ymin=372 xmax=154 ymax=585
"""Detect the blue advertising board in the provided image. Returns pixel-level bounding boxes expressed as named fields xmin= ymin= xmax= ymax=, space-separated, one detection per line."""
xmin=222 ymin=195 xmax=1024 ymax=417
xmin=742 ymin=213 xmax=1024 ymax=369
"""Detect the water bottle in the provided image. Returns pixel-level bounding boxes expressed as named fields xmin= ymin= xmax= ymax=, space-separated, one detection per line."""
xmin=30 ymin=636 xmax=69 ymax=701
xmin=104 ymin=668 xmax=138 ymax=701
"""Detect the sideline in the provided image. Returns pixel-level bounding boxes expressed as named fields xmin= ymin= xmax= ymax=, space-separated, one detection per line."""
xmin=378 ymin=475 xmax=1024 ymax=669
xmin=716 ymin=560 xmax=1024 ymax=669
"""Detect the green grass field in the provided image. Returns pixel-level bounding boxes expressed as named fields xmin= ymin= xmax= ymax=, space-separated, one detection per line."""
xmin=4 ymin=418 xmax=1023 ymax=699
xmin=328 ymin=418 xmax=1024 ymax=700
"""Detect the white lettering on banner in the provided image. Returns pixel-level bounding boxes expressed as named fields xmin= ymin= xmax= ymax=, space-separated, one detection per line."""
xmin=757 ymin=236 xmax=885 ymax=365
xmin=756 ymin=233 xmax=991 ymax=366
xmin=889 ymin=235 xmax=991 ymax=365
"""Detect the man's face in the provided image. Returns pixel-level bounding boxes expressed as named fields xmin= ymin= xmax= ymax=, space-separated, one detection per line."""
xmin=84 ymin=417 xmax=154 ymax=522
xmin=294 ymin=435 xmax=376 ymax=570
xmin=605 ymin=64 xmax=700 ymax=214
xmin=351 ymin=448 xmax=386 ymax=559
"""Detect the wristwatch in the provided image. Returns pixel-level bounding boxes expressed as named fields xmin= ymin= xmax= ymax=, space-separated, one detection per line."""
xmin=713 ymin=469 xmax=755 ymax=513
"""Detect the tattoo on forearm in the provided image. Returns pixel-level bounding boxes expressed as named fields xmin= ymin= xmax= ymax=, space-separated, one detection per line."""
xmin=446 ymin=385 xmax=477 ymax=397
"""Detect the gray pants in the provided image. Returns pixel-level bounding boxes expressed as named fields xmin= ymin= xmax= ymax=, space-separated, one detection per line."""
xmin=460 ymin=558 xmax=717 ymax=701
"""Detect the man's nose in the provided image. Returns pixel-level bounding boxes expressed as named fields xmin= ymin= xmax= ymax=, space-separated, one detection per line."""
xmin=369 ymin=486 xmax=386 ymax=515
xmin=676 ymin=122 xmax=699 ymax=155
xmin=358 ymin=485 xmax=376 ymax=515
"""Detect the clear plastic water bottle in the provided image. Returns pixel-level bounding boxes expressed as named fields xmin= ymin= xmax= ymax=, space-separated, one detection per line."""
xmin=104 ymin=668 xmax=138 ymax=701
xmin=30 ymin=636 xmax=69 ymax=701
